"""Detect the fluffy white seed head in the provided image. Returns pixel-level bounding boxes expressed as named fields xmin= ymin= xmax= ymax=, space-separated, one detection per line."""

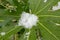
xmin=55 ymin=23 xmax=60 ymax=26
xmin=52 ymin=6 xmax=59 ymax=11
xmin=0 ymin=32 xmax=6 ymax=36
xmin=58 ymin=2 xmax=60 ymax=6
xmin=44 ymin=0 xmax=47 ymax=3
xmin=52 ymin=2 xmax=60 ymax=11
xmin=18 ymin=12 xmax=38 ymax=29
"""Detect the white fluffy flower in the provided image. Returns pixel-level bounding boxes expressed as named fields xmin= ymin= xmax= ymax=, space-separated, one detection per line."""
xmin=18 ymin=12 xmax=38 ymax=29
xmin=44 ymin=0 xmax=47 ymax=2
xmin=0 ymin=32 xmax=6 ymax=36
xmin=52 ymin=2 xmax=60 ymax=11
xmin=58 ymin=2 xmax=60 ymax=6
xmin=52 ymin=6 xmax=59 ymax=11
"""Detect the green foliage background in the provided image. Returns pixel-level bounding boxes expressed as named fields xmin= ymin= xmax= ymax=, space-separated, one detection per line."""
xmin=0 ymin=0 xmax=60 ymax=40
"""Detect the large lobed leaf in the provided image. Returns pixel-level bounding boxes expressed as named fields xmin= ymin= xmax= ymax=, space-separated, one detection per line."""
xmin=29 ymin=0 xmax=60 ymax=40
xmin=0 ymin=0 xmax=60 ymax=40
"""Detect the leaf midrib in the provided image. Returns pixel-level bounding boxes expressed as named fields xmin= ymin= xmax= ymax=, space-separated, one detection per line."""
xmin=33 ymin=0 xmax=41 ymax=13
xmin=38 ymin=22 xmax=59 ymax=40
xmin=35 ymin=0 xmax=53 ymax=15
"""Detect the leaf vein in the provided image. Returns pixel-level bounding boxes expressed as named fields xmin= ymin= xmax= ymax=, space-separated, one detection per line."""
xmin=38 ymin=22 xmax=59 ymax=40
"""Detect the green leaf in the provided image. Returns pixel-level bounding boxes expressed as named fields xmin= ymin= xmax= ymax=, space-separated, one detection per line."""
xmin=0 ymin=0 xmax=60 ymax=40
xmin=28 ymin=27 xmax=36 ymax=40
xmin=29 ymin=0 xmax=60 ymax=40
xmin=0 ymin=26 xmax=23 ymax=40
